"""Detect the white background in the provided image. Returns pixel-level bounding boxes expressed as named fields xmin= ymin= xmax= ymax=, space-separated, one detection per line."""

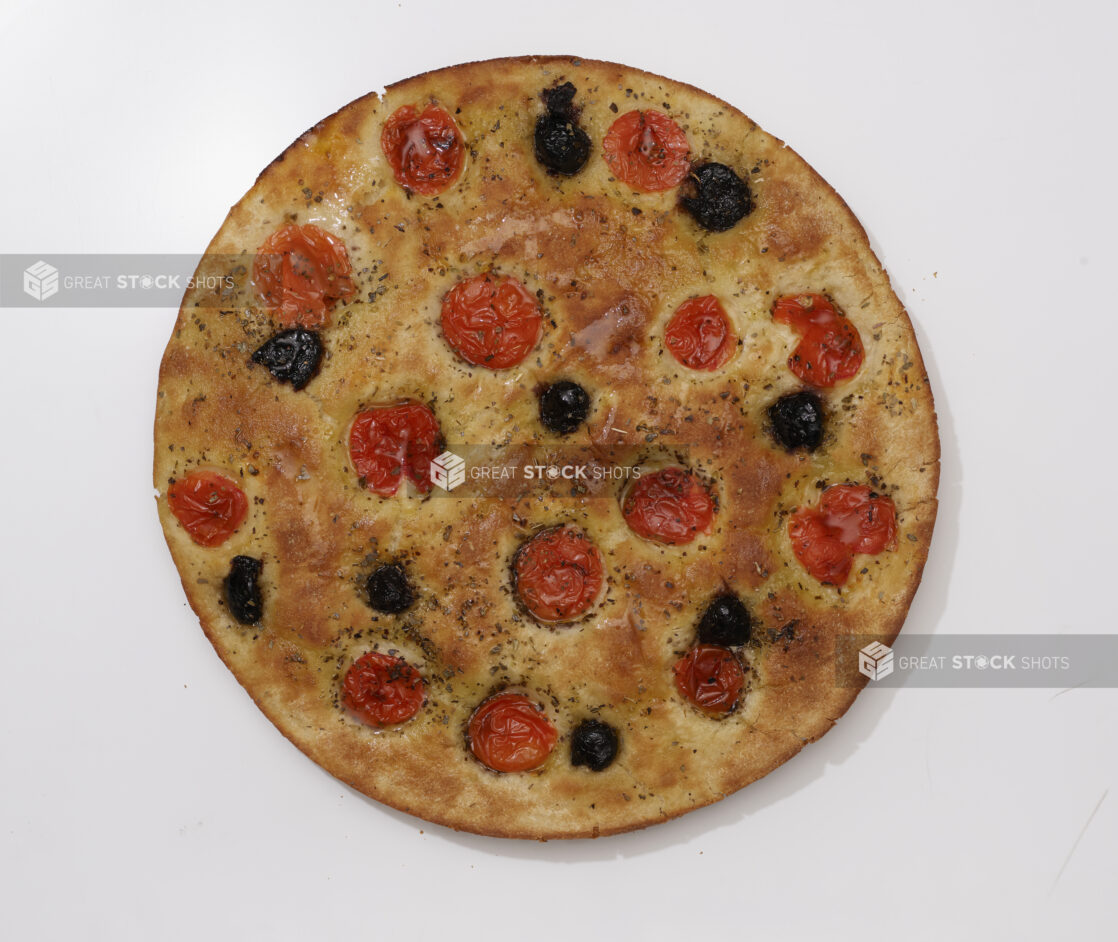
xmin=1 ymin=0 xmax=1115 ymax=938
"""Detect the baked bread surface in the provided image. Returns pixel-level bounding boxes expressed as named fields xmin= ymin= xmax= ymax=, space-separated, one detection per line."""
xmin=154 ymin=55 xmax=940 ymax=838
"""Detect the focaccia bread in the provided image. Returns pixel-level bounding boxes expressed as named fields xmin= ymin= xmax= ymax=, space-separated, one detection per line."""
xmin=154 ymin=55 xmax=939 ymax=839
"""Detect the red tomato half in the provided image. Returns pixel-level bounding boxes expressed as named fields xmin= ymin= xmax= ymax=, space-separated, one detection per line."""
xmin=665 ymin=295 xmax=736 ymax=370
xmin=167 ymin=470 xmax=248 ymax=547
xmin=440 ymin=272 xmax=543 ymax=369
xmin=772 ymin=293 xmax=864 ymax=387
xmin=253 ymin=224 xmax=355 ymax=328
xmin=817 ymin=484 xmax=898 ymax=555
xmin=788 ymin=484 xmax=897 ymax=585
xmin=342 ymin=651 xmax=426 ymax=728
xmin=673 ymin=644 xmax=745 ymax=716
xmin=468 ymin=693 xmax=557 ymax=773
xmin=602 ymin=110 xmax=690 ymax=192
xmin=349 ymin=400 xmax=442 ymax=496
xmin=513 ymin=525 xmax=604 ymax=622
xmin=381 ymin=104 xmax=465 ymax=196
xmin=622 ymin=467 xmax=715 ymax=546
xmin=786 ymin=511 xmax=855 ymax=585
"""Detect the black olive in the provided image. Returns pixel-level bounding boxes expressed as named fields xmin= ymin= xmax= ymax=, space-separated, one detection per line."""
xmin=542 ymin=82 xmax=578 ymax=116
xmin=570 ymin=719 xmax=619 ymax=771
xmin=697 ymin=593 xmax=752 ymax=646
xmin=534 ymin=82 xmax=591 ymax=176
xmin=251 ymin=329 xmax=323 ymax=390
xmin=535 ymin=117 xmax=591 ymax=175
xmin=538 ymin=380 xmax=591 ymax=435
xmin=767 ymin=390 xmax=825 ymax=452
xmin=366 ymin=563 xmax=414 ymax=614
xmin=224 ymin=556 xmax=263 ymax=625
xmin=680 ymin=163 xmax=753 ymax=232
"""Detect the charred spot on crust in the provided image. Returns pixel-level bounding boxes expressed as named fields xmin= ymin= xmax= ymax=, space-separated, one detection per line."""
xmin=697 ymin=593 xmax=752 ymax=647
xmin=680 ymin=162 xmax=753 ymax=232
xmin=534 ymin=82 xmax=591 ymax=176
xmin=366 ymin=563 xmax=414 ymax=614
xmin=251 ymin=329 xmax=323 ymax=390
xmin=767 ymin=390 xmax=825 ymax=452
xmin=539 ymin=380 xmax=591 ymax=434
xmin=225 ymin=555 xmax=263 ymax=625
xmin=570 ymin=719 xmax=619 ymax=771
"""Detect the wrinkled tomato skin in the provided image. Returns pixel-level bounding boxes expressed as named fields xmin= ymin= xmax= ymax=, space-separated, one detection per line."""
xmin=602 ymin=110 xmax=690 ymax=192
xmin=673 ymin=645 xmax=745 ymax=716
xmin=342 ymin=651 xmax=426 ymax=728
xmin=348 ymin=400 xmax=442 ymax=496
xmin=787 ymin=512 xmax=854 ymax=585
xmin=253 ymin=224 xmax=355 ymax=328
xmin=789 ymin=484 xmax=897 ymax=585
xmin=167 ymin=470 xmax=248 ymax=547
xmin=381 ymin=104 xmax=465 ymax=196
xmin=665 ymin=295 xmax=736 ymax=370
xmin=514 ymin=525 xmax=604 ymax=622
xmin=468 ymin=693 xmax=558 ymax=773
xmin=772 ymin=293 xmax=864 ymax=387
xmin=441 ymin=272 xmax=543 ymax=369
xmin=622 ymin=467 xmax=715 ymax=545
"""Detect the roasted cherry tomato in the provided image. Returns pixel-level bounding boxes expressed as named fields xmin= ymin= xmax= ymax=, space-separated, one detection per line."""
xmin=622 ymin=467 xmax=714 ymax=546
xmin=440 ymin=272 xmax=543 ymax=369
xmin=787 ymin=512 xmax=855 ymax=585
xmin=167 ymin=470 xmax=248 ymax=547
xmin=468 ymin=692 xmax=557 ymax=772
xmin=772 ymin=293 xmax=864 ymax=387
xmin=381 ymin=104 xmax=465 ymax=196
xmin=673 ymin=644 xmax=745 ymax=716
xmin=665 ymin=295 xmax=736 ymax=370
xmin=816 ymin=484 xmax=898 ymax=554
xmin=788 ymin=484 xmax=897 ymax=585
xmin=513 ymin=525 xmax=604 ymax=622
xmin=253 ymin=224 xmax=355 ymax=328
xmin=602 ymin=109 xmax=690 ymax=192
xmin=348 ymin=400 xmax=441 ymax=496
xmin=342 ymin=651 xmax=426 ymax=728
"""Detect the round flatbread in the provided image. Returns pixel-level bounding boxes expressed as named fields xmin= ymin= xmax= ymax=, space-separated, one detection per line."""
xmin=154 ymin=55 xmax=939 ymax=839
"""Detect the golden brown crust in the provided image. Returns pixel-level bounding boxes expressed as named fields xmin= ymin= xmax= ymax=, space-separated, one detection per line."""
xmin=154 ymin=56 xmax=939 ymax=839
